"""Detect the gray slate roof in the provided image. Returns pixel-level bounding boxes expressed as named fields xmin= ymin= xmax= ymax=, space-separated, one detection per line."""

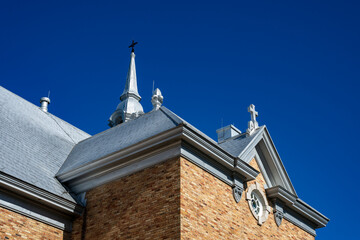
xmin=218 ymin=128 xmax=262 ymax=160
xmin=0 ymin=85 xmax=260 ymax=201
xmin=57 ymin=107 xmax=184 ymax=175
xmin=58 ymin=106 xmax=258 ymax=176
xmin=0 ymin=86 xmax=90 ymax=202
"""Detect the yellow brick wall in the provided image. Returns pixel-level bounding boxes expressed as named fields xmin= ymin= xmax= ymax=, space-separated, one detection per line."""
xmin=180 ymin=157 xmax=315 ymax=240
xmin=0 ymin=206 xmax=68 ymax=240
xmin=71 ymin=156 xmax=315 ymax=239
xmin=71 ymin=157 xmax=181 ymax=240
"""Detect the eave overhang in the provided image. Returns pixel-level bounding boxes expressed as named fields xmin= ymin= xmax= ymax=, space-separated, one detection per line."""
xmin=266 ymin=186 xmax=329 ymax=229
xmin=0 ymin=172 xmax=82 ymax=214
xmin=0 ymin=171 xmax=82 ymax=231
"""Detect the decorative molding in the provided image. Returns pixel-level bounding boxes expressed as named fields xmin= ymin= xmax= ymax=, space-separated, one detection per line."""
xmin=57 ymin=126 xmax=183 ymax=182
xmin=67 ymin=141 xmax=182 ymax=194
xmin=0 ymin=172 xmax=81 ymax=215
xmin=55 ymin=119 xmax=328 ymax=237
xmin=275 ymin=209 xmax=284 ymax=227
xmin=239 ymin=126 xmax=297 ymax=196
xmin=234 ymin=158 xmax=260 ymax=181
xmin=181 ymin=126 xmax=234 ymax=169
xmin=273 ymin=199 xmax=284 ymax=227
xmin=181 ymin=143 xmax=233 ymax=186
xmin=232 ymin=186 xmax=243 ymax=203
xmin=0 ymin=188 xmax=73 ymax=231
xmin=232 ymin=172 xmax=244 ymax=203
xmin=266 ymin=186 xmax=329 ymax=236
xmin=60 ymin=124 xmax=259 ymax=195
xmin=261 ymin=130 xmax=297 ymax=195
xmin=284 ymin=207 xmax=317 ymax=236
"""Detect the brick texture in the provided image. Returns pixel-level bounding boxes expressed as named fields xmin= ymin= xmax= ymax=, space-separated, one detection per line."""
xmin=180 ymin=157 xmax=315 ymax=240
xmin=0 ymin=206 xmax=68 ymax=240
xmin=71 ymin=157 xmax=181 ymax=240
xmin=71 ymin=156 xmax=315 ymax=239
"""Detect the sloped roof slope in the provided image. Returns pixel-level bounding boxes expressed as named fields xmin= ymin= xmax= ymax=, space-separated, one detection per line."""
xmin=218 ymin=128 xmax=263 ymax=160
xmin=57 ymin=107 xmax=184 ymax=176
xmin=0 ymin=86 xmax=90 ymax=202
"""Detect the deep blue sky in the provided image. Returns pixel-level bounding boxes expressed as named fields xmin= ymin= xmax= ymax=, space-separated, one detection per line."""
xmin=1 ymin=1 xmax=359 ymax=239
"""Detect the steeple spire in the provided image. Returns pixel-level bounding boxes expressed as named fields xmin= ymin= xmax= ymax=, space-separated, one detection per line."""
xmin=109 ymin=42 xmax=144 ymax=127
xmin=120 ymin=51 xmax=141 ymax=101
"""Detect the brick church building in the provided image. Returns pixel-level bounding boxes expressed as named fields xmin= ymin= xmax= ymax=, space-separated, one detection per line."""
xmin=0 ymin=45 xmax=329 ymax=239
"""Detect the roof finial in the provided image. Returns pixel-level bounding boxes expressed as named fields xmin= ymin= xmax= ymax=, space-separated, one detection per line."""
xmin=128 ymin=40 xmax=138 ymax=53
xmin=151 ymin=88 xmax=163 ymax=111
xmin=246 ymin=104 xmax=259 ymax=135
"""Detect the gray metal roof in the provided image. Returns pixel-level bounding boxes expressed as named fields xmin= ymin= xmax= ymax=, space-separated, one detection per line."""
xmin=0 ymin=86 xmax=90 ymax=202
xmin=57 ymin=107 xmax=184 ymax=176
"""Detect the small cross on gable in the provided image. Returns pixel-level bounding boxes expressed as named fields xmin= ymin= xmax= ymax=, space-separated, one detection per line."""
xmin=247 ymin=104 xmax=259 ymax=135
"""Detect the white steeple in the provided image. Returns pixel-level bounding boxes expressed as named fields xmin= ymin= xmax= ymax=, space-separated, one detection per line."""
xmin=109 ymin=42 xmax=144 ymax=127
xmin=120 ymin=51 xmax=141 ymax=102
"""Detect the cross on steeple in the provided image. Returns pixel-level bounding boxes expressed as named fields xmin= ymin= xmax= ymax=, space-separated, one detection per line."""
xmin=129 ymin=40 xmax=138 ymax=52
xmin=247 ymin=104 xmax=259 ymax=135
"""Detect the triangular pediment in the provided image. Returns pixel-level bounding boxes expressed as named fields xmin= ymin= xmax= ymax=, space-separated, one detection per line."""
xmin=220 ymin=126 xmax=297 ymax=196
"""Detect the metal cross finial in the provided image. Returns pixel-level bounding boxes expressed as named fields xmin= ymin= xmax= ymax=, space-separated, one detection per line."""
xmin=129 ymin=40 xmax=138 ymax=52
xmin=247 ymin=104 xmax=259 ymax=135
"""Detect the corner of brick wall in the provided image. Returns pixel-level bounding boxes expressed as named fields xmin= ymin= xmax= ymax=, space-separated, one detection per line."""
xmin=72 ymin=157 xmax=181 ymax=240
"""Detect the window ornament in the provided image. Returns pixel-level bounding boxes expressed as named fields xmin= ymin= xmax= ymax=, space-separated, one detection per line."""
xmin=246 ymin=182 xmax=271 ymax=225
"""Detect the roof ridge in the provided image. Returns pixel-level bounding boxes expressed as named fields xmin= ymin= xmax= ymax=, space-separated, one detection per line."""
xmin=0 ymin=86 xmax=90 ymax=141
xmin=159 ymin=106 xmax=184 ymax=125
xmin=73 ymin=107 xmax=167 ymax=146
